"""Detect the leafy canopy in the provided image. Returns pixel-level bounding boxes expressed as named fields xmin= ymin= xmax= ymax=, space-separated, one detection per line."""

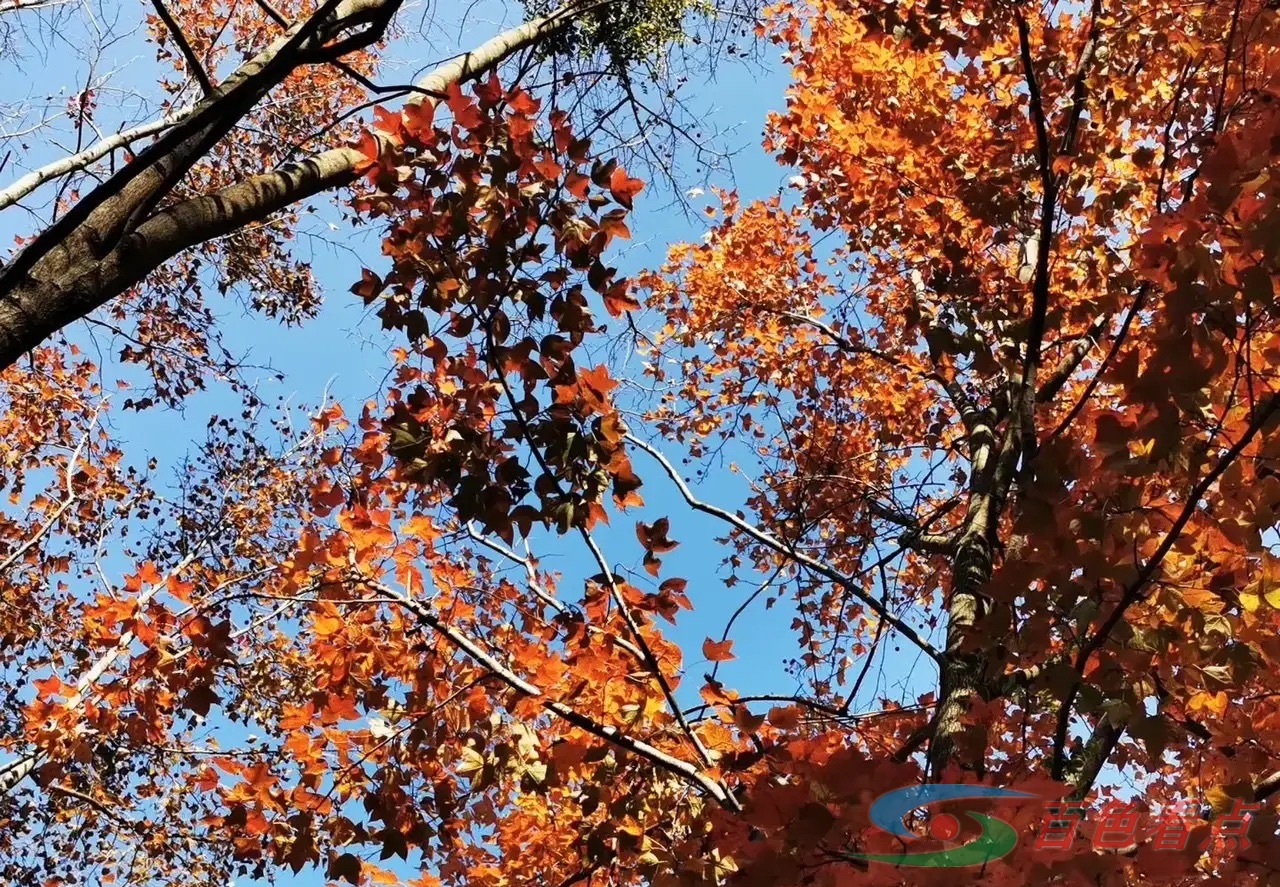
xmin=2 ymin=0 xmax=1280 ymax=886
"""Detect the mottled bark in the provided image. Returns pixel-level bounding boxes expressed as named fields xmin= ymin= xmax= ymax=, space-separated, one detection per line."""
xmin=927 ymin=388 xmax=1023 ymax=777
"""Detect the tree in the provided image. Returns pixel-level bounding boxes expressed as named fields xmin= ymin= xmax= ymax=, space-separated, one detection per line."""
xmin=0 ymin=0 xmax=709 ymax=380
xmin=2 ymin=0 xmax=1280 ymax=885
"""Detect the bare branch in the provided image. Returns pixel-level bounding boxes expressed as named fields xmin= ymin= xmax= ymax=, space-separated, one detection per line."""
xmin=0 ymin=0 xmax=74 ymax=14
xmin=627 ymin=433 xmax=944 ymax=667
xmin=464 ymin=523 xmax=645 ymax=660
xmin=0 ymin=110 xmax=189 ymax=212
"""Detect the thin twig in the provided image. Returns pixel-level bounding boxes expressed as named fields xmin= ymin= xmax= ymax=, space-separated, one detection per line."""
xmin=627 ymin=433 xmax=944 ymax=667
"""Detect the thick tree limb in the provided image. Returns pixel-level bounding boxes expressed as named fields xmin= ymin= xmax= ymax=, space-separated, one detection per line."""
xmin=0 ymin=0 xmax=606 ymax=370
xmin=0 ymin=0 xmax=375 ymax=301
xmin=0 ymin=0 xmax=72 ymax=14
xmin=1059 ymin=0 xmax=1103 ymax=157
xmin=1014 ymin=9 xmax=1057 ymax=478
xmin=1256 ymin=770 xmax=1280 ymax=803
xmin=1064 ymin=719 xmax=1124 ymax=800
xmin=926 ymin=383 xmax=1026 ymax=778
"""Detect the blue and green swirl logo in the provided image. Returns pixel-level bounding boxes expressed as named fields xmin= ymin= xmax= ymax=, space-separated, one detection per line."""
xmin=849 ymin=785 xmax=1037 ymax=868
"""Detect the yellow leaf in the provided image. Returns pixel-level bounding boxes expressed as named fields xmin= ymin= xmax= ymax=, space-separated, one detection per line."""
xmin=369 ymin=866 xmax=401 ymax=885
xmin=1205 ymin=786 xmax=1234 ymax=816
xmin=1128 ymin=438 xmax=1155 ymax=458
xmin=1187 ymin=690 xmax=1228 ymax=716
xmin=313 ymin=613 xmax=344 ymax=638
xmin=456 ymin=746 xmax=485 ymax=777
xmin=1205 ymin=782 xmax=1253 ymax=816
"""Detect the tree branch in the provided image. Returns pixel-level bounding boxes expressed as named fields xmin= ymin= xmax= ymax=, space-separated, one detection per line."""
xmin=149 ymin=0 xmax=215 ymax=95
xmin=0 ymin=110 xmax=191 ymax=212
xmin=0 ymin=0 xmax=607 ymax=370
xmin=1059 ymin=0 xmax=1102 ymax=157
xmin=627 ymin=433 xmax=945 ymax=667
xmin=368 ymin=577 xmax=740 ymax=810
xmin=1047 ymin=286 xmax=1149 ymax=443
xmin=1051 ymin=393 xmax=1280 ymax=779
xmin=1014 ymin=8 xmax=1057 ymax=474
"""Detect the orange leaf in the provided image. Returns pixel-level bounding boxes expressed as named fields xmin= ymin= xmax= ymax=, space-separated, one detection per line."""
xmin=703 ymin=638 xmax=735 ymax=662
xmin=609 ymin=166 xmax=645 ymax=209
xmin=767 ymin=705 xmax=803 ymax=730
xmin=507 ymin=88 xmax=541 ymax=116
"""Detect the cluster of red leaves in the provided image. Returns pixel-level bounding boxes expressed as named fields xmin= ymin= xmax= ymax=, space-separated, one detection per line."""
xmin=348 ymin=75 xmax=645 ymax=543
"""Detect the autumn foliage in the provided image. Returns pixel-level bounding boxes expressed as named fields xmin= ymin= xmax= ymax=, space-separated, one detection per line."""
xmin=3 ymin=0 xmax=1280 ymax=886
